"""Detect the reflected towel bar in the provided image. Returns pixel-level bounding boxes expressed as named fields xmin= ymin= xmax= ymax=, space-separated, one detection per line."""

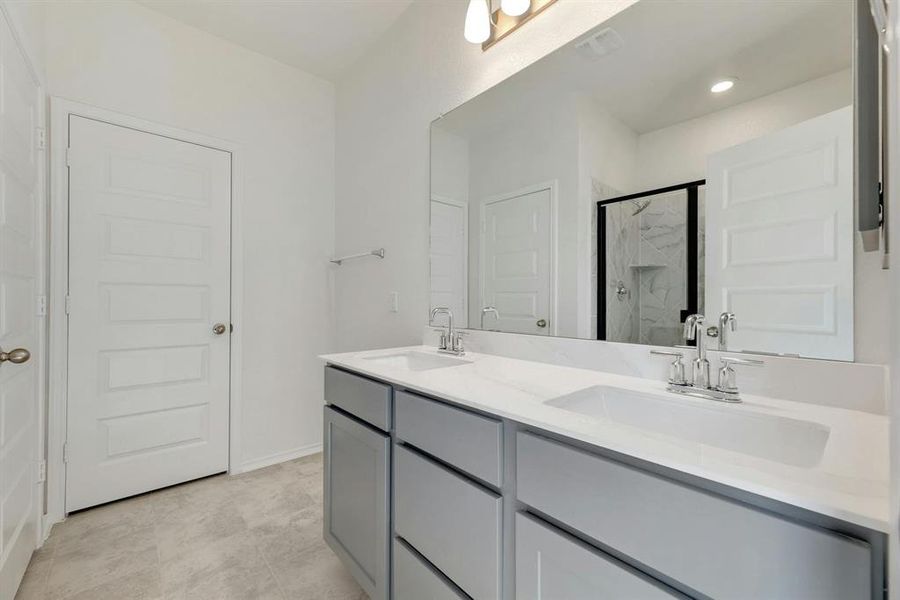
xmin=330 ymin=248 xmax=385 ymax=265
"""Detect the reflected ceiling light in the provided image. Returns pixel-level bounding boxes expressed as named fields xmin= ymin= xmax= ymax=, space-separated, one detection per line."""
xmin=501 ymin=0 xmax=530 ymax=17
xmin=710 ymin=79 xmax=735 ymax=94
xmin=464 ymin=0 xmax=491 ymax=44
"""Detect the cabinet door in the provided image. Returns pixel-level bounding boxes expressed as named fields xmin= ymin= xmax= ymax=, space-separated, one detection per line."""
xmin=516 ymin=513 xmax=680 ymax=600
xmin=323 ymin=406 xmax=390 ymax=600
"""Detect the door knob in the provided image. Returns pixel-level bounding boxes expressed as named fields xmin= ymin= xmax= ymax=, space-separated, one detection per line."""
xmin=0 ymin=347 xmax=31 ymax=364
xmin=212 ymin=323 xmax=228 ymax=335
xmin=536 ymin=319 xmax=547 ymax=328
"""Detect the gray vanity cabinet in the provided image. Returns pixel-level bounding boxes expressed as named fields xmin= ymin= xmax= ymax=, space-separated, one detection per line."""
xmin=517 ymin=431 xmax=873 ymax=600
xmin=323 ymin=367 xmax=392 ymax=600
xmin=394 ymin=444 xmax=502 ymax=600
xmin=515 ymin=513 xmax=681 ymax=600
xmin=322 ymin=366 xmax=885 ymax=600
xmin=393 ymin=539 xmax=467 ymax=600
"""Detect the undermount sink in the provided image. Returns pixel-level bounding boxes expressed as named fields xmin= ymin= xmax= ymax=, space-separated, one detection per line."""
xmin=546 ymin=385 xmax=830 ymax=468
xmin=363 ymin=350 xmax=472 ymax=371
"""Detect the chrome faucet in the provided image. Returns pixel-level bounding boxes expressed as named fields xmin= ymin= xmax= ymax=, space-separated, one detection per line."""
xmin=717 ymin=312 xmax=737 ymax=351
xmin=683 ymin=314 xmax=710 ymax=389
xmin=650 ymin=312 xmax=764 ymax=403
xmin=431 ymin=307 xmax=464 ymax=356
xmin=480 ymin=306 xmax=500 ymax=329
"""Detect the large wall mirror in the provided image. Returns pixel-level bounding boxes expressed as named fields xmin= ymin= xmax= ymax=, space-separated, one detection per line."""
xmin=430 ymin=0 xmax=882 ymax=362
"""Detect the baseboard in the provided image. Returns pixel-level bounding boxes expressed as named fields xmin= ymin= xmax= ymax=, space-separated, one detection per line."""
xmin=238 ymin=443 xmax=323 ymax=474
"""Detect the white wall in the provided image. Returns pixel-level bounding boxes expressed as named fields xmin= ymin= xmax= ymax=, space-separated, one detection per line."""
xmin=334 ymin=0 xmax=638 ymax=351
xmin=42 ymin=1 xmax=336 ymax=469
xmin=0 ymin=0 xmax=44 ymax=81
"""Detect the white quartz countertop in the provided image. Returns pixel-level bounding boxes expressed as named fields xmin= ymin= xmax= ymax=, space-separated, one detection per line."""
xmin=320 ymin=346 xmax=890 ymax=533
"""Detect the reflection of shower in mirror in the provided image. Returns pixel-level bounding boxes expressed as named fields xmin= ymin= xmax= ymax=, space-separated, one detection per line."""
xmin=630 ymin=199 xmax=651 ymax=216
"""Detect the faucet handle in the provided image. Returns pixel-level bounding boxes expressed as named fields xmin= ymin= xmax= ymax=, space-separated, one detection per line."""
xmin=716 ymin=356 xmax=763 ymax=394
xmin=720 ymin=356 xmax=763 ymax=367
xmin=650 ymin=350 xmax=687 ymax=386
xmin=650 ymin=349 xmax=683 ymax=357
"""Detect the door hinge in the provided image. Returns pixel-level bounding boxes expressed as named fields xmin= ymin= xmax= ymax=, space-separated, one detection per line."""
xmin=36 ymin=127 xmax=46 ymax=150
xmin=62 ymin=442 xmax=69 ymax=464
xmin=65 ymin=294 xmax=71 ymax=315
xmin=65 ymin=148 xmax=72 ymax=167
xmin=37 ymin=460 xmax=47 ymax=483
xmin=36 ymin=295 xmax=47 ymax=317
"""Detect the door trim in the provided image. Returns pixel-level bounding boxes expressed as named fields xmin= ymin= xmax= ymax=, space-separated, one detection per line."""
xmin=47 ymin=97 xmax=245 ymax=527
xmin=478 ymin=180 xmax=558 ymax=336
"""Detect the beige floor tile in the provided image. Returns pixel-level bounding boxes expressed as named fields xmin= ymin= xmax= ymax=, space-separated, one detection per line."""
xmin=14 ymin=551 xmax=52 ymax=600
xmin=54 ymin=495 xmax=156 ymax=554
xmin=56 ymin=567 xmax=163 ymax=600
xmin=267 ymin=542 xmax=366 ymax=600
xmin=47 ymin=526 xmax=159 ymax=599
xmin=251 ymin=505 xmax=324 ymax=564
xmin=164 ymin=562 xmax=284 ymax=600
xmin=154 ymin=496 xmax=249 ymax=561
xmin=159 ymin=531 xmax=266 ymax=595
xmin=280 ymin=454 xmax=324 ymax=478
xmin=17 ymin=453 xmax=360 ymax=600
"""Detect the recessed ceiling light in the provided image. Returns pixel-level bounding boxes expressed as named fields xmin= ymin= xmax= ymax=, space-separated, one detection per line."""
xmin=710 ymin=79 xmax=735 ymax=94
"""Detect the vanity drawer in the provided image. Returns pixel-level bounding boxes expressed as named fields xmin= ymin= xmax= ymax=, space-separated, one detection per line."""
xmin=516 ymin=512 xmax=679 ymax=600
xmin=393 ymin=538 xmax=467 ymax=600
xmin=395 ymin=444 xmax=502 ymax=600
xmin=517 ymin=432 xmax=872 ymax=600
xmin=395 ymin=390 xmax=502 ymax=486
xmin=324 ymin=366 xmax=392 ymax=431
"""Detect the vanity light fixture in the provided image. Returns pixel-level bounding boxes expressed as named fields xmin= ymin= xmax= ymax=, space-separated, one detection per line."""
xmin=501 ymin=0 xmax=530 ymax=17
xmin=465 ymin=0 xmax=559 ymax=50
xmin=464 ymin=0 xmax=491 ymax=44
xmin=710 ymin=78 xmax=736 ymax=93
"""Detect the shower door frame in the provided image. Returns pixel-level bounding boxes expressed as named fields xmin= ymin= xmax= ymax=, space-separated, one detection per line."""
xmin=596 ymin=179 xmax=705 ymax=342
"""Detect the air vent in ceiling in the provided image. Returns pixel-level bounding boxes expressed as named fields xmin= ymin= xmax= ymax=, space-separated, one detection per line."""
xmin=574 ymin=27 xmax=624 ymax=61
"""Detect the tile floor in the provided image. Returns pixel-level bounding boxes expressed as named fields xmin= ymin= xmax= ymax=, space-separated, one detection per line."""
xmin=15 ymin=454 xmax=366 ymax=600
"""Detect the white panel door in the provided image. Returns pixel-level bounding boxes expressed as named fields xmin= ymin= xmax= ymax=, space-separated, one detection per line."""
xmin=481 ymin=188 xmax=552 ymax=335
xmin=430 ymin=197 xmax=467 ymax=328
xmin=705 ymin=106 xmax=853 ymax=360
xmin=66 ymin=116 xmax=231 ymax=511
xmin=0 ymin=12 xmax=41 ymax=600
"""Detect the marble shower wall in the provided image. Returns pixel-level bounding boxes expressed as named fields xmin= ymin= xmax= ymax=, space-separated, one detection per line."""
xmin=635 ymin=190 xmax=688 ymax=346
xmin=595 ymin=179 xmax=638 ymax=342
xmin=601 ymin=186 xmax=693 ymax=347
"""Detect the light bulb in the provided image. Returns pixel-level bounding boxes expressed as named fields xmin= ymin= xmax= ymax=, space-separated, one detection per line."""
xmin=501 ymin=0 xmax=530 ymax=16
xmin=464 ymin=0 xmax=491 ymax=44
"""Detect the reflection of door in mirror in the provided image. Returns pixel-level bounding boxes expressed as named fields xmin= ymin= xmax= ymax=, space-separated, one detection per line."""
xmin=430 ymin=196 xmax=468 ymax=328
xmin=706 ymin=106 xmax=853 ymax=360
xmin=597 ymin=181 xmax=702 ymax=346
xmin=481 ymin=186 xmax=553 ymax=335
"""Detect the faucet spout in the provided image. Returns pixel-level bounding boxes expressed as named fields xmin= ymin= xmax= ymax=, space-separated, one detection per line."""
xmin=683 ymin=313 xmax=710 ymax=388
xmin=430 ymin=307 xmax=463 ymax=355
xmin=480 ymin=306 xmax=500 ymax=329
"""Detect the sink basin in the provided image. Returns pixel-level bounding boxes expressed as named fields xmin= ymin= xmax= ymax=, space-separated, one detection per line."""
xmin=546 ymin=385 xmax=830 ymax=468
xmin=362 ymin=351 xmax=472 ymax=371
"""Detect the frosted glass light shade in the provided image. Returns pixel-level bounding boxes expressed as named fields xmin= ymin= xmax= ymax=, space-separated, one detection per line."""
xmin=465 ymin=0 xmax=491 ymax=44
xmin=501 ymin=0 xmax=530 ymax=16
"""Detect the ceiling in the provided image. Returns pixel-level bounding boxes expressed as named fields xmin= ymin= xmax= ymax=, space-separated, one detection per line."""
xmin=439 ymin=0 xmax=852 ymax=138
xmin=137 ymin=0 xmax=415 ymax=80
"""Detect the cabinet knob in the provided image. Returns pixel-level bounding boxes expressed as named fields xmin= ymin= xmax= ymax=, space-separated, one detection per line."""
xmin=0 ymin=347 xmax=30 ymax=364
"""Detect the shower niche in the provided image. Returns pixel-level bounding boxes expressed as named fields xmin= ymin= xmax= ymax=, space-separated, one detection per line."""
xmin=596 ymin=181 xmax=704 ymax=346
